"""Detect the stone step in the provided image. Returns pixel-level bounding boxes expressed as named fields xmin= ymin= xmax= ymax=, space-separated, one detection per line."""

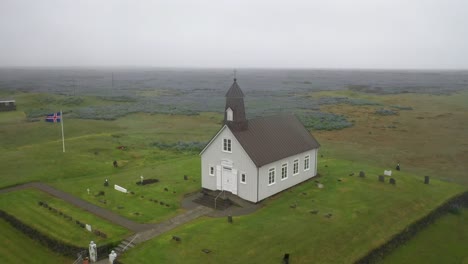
xmin=193 ymin=194 xmax=232 ymax=210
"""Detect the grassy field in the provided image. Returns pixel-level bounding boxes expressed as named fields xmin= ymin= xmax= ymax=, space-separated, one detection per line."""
xmin=1 ymin=90 xmax=467 ymax=263
xmin=380 ymin=208 xmax=468 ymax=264
xmin=0 ymin=218 xmax=72 ymax=264
xmin=119 ymin=158 xmax=465 ymax=264
xmin=311 ymin=90 xmax=468 ymax=185
xmin=0 ymin=189 xmax=131 ymax=246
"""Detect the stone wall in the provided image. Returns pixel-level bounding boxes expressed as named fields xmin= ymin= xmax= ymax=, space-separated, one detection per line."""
xmin=355 ymin=191 xmax=468 ymax=264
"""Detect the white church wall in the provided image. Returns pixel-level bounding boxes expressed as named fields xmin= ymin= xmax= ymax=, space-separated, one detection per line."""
xmin=257 ymin=148 xmax=318 ymax=201
xmin=201 ymin=127 xmax=258 ymax=202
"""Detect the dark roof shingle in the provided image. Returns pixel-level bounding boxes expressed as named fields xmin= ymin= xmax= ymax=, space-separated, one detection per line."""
xmin=229 ymin=114 xmax=320 ymax=167
xmin=225 ymin=79 xmax=244 ymax=98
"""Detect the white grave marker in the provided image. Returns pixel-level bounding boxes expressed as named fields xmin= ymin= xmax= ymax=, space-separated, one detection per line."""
xmin=114 ymin=184 xmax=128 ymax=193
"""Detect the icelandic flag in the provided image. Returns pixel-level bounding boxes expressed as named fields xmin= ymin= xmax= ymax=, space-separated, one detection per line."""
xmin=45 ymin=112 xmax=61 ymax=123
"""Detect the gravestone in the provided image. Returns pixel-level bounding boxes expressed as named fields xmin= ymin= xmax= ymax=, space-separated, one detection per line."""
xmin=378 ymin=175 xmax=385 ymax=182
xmin=172 ymin=236 xmax=181 ymax=242
xmin=283 ymin=253 xmax=290 ymax=264
xmin=389 ymin=178 xmax=396 ymax=185
xmin=317 ymin=183 xmax=324 ymax=189
xmin=424 ymin=176 xmax=430 ymax=184
xmin=113 ymin=160 xmax=118 ymax=168
xmin=359 ymin=171 xmax=365 ymax=177
xmin=184 ymin=175 xmax=188 ymax=180
xmin=396 ymin=163 xmax=400 ymax=171
xmin=104 ymin=179 xmax=109 ymax=187
xmin=227 ymin=215 xmax=233 ymax=223
xmin=202 ymin=249 xmax=211 ymax=254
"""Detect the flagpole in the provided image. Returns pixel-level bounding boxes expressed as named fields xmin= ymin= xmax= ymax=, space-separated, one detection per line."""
xmin=61 ymin=110 xmax=65 ymax=153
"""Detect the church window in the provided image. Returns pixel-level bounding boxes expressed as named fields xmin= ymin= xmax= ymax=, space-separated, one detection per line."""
xmin=226 ymin=108 xmax=233 ymax=121
xmin=223 ymin=138 xmax=232 ymax=152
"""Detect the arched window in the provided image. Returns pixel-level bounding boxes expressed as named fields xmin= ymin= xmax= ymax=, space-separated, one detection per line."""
xmin=226 ymin=108 xmax=233 ymax=121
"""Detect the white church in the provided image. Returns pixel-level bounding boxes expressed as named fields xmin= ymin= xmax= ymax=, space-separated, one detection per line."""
xmin=199 ymin=79 xmax=320 ymax=203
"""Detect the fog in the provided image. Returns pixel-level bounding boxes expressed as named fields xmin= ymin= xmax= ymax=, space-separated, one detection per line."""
xmin=1 ymin=0 xmax=467 ymax=69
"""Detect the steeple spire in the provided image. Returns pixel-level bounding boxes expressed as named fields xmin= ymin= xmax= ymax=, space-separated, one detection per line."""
xmin=224 ymin=78 xmax=247 ymax=131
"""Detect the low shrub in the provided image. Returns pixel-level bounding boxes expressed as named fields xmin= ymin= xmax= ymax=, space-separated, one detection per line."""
xmin=150 ymin=141 xmax=206 ymax=152
xmin=375 ymin=108 xmax=398 ymax=116
xmin=298 ymin=112 xmax=353 ymax=130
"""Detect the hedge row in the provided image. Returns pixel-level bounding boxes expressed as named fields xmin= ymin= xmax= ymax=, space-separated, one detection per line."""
xmin=0 ymin=210 xmax=119 ymax=260
xmin=38 ymin=201 xmax=107 ymax=238
xmin=355 ymin=191 xmax=468 ymax=264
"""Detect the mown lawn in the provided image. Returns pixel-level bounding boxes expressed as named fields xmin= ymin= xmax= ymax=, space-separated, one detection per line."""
xmin=119 ymin=158 xmax=466 ymax=264
xmin=0 ymin=218 xmax=72 ymax=264
xmin=0 ymin=189 xmax=131 ymax=246
xmin=0 ymin=100 xmax=220 ymax=222
xmin=51 ymin=154 xmax=202 ymax=223
xmin=380 ymin=208 xmax=468 ymax=264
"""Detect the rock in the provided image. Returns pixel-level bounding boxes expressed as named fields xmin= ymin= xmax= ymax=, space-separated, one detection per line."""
xmin=202 ymin=249 xmax=211 ymax=254
xmin=359 ymin=171 xmax=365 ymax=177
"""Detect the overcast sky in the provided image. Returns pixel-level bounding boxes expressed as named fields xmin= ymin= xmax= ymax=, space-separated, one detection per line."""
xmin=0 ymin=0 xmax=467 ymax=69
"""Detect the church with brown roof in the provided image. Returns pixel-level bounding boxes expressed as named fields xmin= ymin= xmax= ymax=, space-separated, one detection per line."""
xmin=200 ymin=79 xmax=320 ymax=203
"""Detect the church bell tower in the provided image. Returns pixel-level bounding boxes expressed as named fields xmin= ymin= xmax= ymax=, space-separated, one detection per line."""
xmin=224 ymin=78 xmax=248 ymax=131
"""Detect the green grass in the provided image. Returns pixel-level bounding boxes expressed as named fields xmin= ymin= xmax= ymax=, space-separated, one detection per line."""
xmin=119 ymin=158 xmax=466 ymax=264
xmin=0 ymin=189 xmax=131 ymax=246
xmin=379 ymin=208 xmax=468 ymax=264
xmin=0 ymin=106 xmax=220 ymax=222
xmin=0 ymin=218 xmax=72 ymax=264
xmin=51 ymin=154 xmax=202 ymax=223
xmin=2 ymin=91 xmax=468 ymax=263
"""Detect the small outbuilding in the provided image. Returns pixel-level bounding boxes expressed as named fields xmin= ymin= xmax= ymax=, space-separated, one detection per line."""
xmin=200 ymin=79 xmax=320 ymax=203
xmin=0 ymin=100 xmax=16 ymax=112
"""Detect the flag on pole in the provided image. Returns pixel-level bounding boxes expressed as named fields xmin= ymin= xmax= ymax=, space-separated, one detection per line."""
xmin=45 ymin=111 xmax=66 ymax=152
xmin=45 ymin=112 xmax=61 ymax=123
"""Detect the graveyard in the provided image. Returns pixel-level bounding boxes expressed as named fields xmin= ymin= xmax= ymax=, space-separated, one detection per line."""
xmin=0 ymin=88 xmax=467 ymax=263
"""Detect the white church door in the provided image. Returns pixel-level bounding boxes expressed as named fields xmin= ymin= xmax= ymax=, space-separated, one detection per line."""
xmin=222 ymin=167 xmax=233 ymax=193
xmin=222 ymin=167 xmax=237 ymax=194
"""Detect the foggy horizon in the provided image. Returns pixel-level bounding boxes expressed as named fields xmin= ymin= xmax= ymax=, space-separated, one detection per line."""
xmin=1 ymin=0 xmax=467 ymax=70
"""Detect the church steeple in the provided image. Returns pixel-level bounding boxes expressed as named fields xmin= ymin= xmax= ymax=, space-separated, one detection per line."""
xmin=224 ymin=78 xmax=247 ymax=131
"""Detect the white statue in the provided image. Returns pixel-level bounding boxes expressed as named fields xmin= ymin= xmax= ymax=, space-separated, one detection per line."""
xmin=109 ymin=250 xmax=117 ymax=264
xmin=89 ymin=241 xmax=97 ymax=262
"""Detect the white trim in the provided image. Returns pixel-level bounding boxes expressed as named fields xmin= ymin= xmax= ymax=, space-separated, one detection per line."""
xmin=226 ymin=107 xmax=233 ymax=121
xmin=221 ymin=159 xmax=233 ymax=167
xmin=281 ymin=163 xmax=288 ymax=181
xmin=304 ymin=155 xmax=310 ymax=171
xmin=199 ymin=125 xmax=228 ymax=155
xmin=216 ymin=165 xmax=222 ymax=190
xmin=293 ymin=159 xmax=299 ymax=176
xmin=240 ymin=172 xmax=246 ymax=184
xmin=268 ymin=167 xmax=276 ymax=186
xmin=222 ymin=138 xmax=232 ymax=153
xmin=232 ymin=169 xmax=238 ymax=194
